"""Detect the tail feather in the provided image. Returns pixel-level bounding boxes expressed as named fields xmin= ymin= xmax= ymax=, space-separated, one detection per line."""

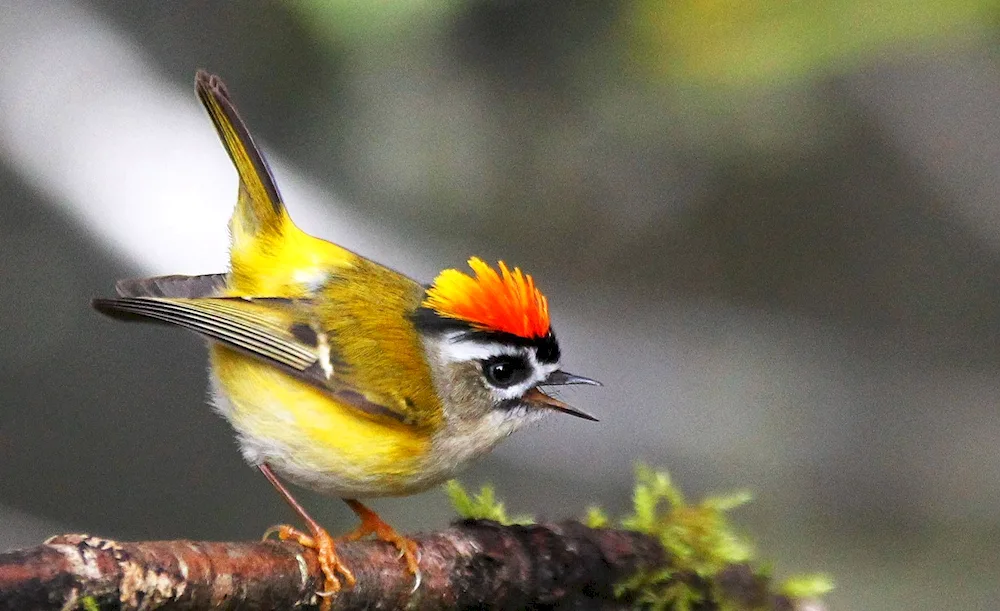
xmin=195 ymin=70 xmax=286 ymax=244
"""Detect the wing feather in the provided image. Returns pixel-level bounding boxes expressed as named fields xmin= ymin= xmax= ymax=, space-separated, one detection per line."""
xmin=93 ymin=297 xmax=313 ymax=369
xmin=115 ymin=273 xmax=227 ymax=298
xmin=92 ymin=296 xmax=410 ymax=424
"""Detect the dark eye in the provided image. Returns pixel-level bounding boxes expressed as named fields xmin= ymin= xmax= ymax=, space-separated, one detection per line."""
xmin=482 ymin=355 xmax=531 ymax=389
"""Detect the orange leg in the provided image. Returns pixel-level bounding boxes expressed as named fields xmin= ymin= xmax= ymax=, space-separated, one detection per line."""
xmin=259 ymin=464 xmax=353 ymax=611
xmin=342 ymin=499 xmax=421 ymax=579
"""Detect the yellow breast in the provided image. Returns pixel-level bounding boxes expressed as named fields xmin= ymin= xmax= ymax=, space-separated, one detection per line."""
xmin=210 ymin=345 xmax=431 ymax=497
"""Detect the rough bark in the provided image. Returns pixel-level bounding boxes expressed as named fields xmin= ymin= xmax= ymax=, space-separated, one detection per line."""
xmin=0 ymin=520 xmax=804 ymax=610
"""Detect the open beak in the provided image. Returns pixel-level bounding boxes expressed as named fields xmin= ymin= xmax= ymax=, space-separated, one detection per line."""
xmin=542 ymin=370 xmax=602 ymax=387
xmin=525 ymin=388 xmax=599 ymax=421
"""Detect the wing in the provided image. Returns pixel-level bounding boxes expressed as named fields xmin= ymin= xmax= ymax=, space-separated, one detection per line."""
xmin=114 ymin=273 xmax=227 ymax=298
xmin=92 ymin=295 xmax=420 ymax=426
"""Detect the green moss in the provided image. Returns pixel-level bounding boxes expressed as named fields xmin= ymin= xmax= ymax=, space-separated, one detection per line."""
xmin=79 ymin=595 xmax=100 ymax=611
xmin=584 ymin=506 xmax=611 ymax=529
xmin=622 ymin=466 xmax=753 ymax=576
xmin=605 ymin=465 xmax=832 ymax=609
xmin=780 ymin=573 xmax=835 ymax=599
xmin=448 ymin=467 xmax=832 ymax=609
xmin=605 ymin=465 xmax=757 ymax=608
xmin=444 ymin=480 xmax=533 ymax=525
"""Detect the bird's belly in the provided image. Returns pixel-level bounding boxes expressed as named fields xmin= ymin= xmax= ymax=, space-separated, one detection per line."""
xmin=209 ymin=347 xmax=433 ymax=498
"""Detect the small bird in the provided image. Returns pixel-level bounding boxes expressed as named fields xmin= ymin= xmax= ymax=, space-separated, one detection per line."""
xmin=93 ymin=71 xmax=599 ymax=604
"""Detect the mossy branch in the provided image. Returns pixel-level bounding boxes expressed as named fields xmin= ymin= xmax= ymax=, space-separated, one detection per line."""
xmin=449 ymin=466 xmax=832 ymax=611
xmin=0 ymin=468 xmax=830 ymax=610
xmin=0 ymin=525 xmax=812 ymax=611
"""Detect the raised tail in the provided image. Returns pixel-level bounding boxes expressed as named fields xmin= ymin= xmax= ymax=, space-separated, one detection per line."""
xmin=195 ymin=71 xmax=288 ymax=252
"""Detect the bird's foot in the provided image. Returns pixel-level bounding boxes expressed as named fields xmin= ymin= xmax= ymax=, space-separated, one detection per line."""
xmin=343 ymin=499 xmax=421 ymax=590
xmin=264 ymin=524 xmax=355 ymax=609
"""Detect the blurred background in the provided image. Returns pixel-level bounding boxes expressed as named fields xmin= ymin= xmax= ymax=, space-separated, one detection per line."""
xmin=2 ymin=1 xmax=999 ymax=608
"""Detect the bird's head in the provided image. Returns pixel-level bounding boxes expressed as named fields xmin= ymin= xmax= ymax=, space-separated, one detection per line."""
xmin=415 ymin=258 xmax=599 ymax=434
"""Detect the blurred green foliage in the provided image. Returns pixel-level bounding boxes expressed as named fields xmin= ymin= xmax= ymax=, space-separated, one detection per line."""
xmin=293 ymin=0 xmax=462 ymax=44
xmin=626 ymin=0 xmax=998 ymax=87
xmin=292 ymin=1 xmax=999 ymax=88
xmin=284 ymin=0 xmax=1000 ymax=169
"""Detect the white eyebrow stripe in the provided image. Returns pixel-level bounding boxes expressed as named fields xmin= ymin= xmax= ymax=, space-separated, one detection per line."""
xmin=437 ymin=332 xmax=525 ymax=363
xmin=439 ymin=341 xmax=521 ymax=363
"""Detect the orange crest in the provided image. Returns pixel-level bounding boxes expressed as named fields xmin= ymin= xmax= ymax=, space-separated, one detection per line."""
xmin=422 ymin=257 xmax=551 ymax=338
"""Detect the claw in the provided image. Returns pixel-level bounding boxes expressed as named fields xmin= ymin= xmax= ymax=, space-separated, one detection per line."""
xmin=395 ymin=541 xmax=422 ymax=593
xmin=261 ymin=525 xmax=283 ymax=542
xmin=267 ymin=523 xmax=355 ymax=610
xmin=259 ymin=465 xmax=365 ymax=611
xmin=397 ymin=545 xmax=422 ymax=564
xmin=258 ymin=465 xmax=422 ymax=605
xmin=410 ymin=566 xmax=422 ymax=594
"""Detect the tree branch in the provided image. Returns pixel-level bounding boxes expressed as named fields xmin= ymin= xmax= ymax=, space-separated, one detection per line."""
xmin=0 ymin=521 xmax=811 ymax=610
